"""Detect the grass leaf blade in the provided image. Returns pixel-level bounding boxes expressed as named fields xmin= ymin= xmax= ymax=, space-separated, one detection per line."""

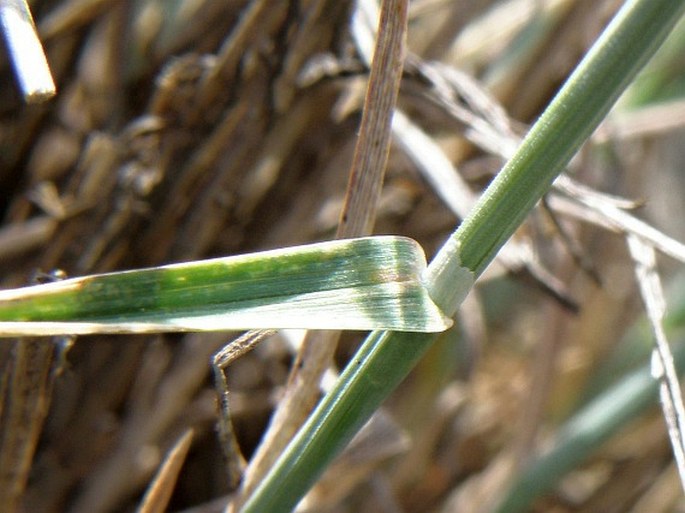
xmin=0 ymin=236 xmax=451 ymax=336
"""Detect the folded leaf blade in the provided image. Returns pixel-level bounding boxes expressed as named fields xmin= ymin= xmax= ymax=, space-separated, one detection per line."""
xmin=0 ymin=236 xmax=451 ymax=336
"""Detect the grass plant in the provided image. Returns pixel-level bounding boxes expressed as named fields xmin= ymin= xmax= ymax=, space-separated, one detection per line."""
xmin=3 ymin=1 xmax=685 ymax=512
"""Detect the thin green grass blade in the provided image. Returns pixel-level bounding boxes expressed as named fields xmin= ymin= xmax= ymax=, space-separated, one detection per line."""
xmin=240 ymin=1 xmax=685 ymax=512
xmin=491 ymin=277 xmax=685 ymax=513
xmin=492 ymin=337 xmax=685 ymax=513
xmin=0 ymin=236 xmax=451 ymax=336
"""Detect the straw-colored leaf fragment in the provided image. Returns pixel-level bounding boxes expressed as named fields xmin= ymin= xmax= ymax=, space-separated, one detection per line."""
xmin=0 ymin=0 xmax=55 ymax=102
xmin=137 ymin=429 xmax=194 ymax=513
xmin=627 ymin=234 xmax=685 ymax=493
xmin=0 ymin=236 xmax=451 ymax=336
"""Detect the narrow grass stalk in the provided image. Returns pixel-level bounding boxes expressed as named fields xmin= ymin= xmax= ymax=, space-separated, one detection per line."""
xmin=240 ymin=1 xmax=685 ymax=511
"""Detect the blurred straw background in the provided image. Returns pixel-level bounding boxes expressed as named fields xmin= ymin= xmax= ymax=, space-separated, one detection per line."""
xmin=2 ymin=0 xmax=685 ymax=512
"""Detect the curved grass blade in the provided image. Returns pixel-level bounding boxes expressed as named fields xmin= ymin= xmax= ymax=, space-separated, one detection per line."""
xmin=0 ymin=236 xmax=451 ymax=336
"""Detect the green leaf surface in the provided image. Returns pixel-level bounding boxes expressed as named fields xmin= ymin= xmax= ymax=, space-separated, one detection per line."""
xmin=0 ymin=236 xmax=451 ymax=336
